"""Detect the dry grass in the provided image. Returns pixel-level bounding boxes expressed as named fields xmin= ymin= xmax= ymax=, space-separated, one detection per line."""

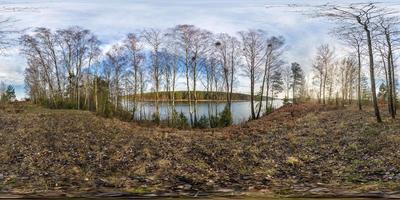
xmin=0 ymin=102 xmax=399 ymax=195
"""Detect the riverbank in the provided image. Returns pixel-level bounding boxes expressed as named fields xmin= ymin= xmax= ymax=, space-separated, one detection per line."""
xmin=0 ymin=102 xmax=399 ymax=198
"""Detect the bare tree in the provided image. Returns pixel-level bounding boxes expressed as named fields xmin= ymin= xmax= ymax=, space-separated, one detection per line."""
xmin=312 ymin=3 xmax=387 ymax=122
xmin=57 ymin=26 xmax=99 ymax=109
xmin=171 ymin=25 xmax=195 ymax=125
xmin=189 ymin=27 xmax=211 ymax=124
xmin=0 ymin=6 xmax=28 ymax=54
xmin=171 ymin=24 xmax=211 ymax=126
xmin=142 ymin=28 xmax=164 ymax=121
xmin=20 ymin=29 xmax=57 ymax=105
xmin=258 ymin=36 xmax=285 ymax=117
xmin=215 ymin=33 xmax=241 ymax=108
xmin=313 ymin=44 xmax=334 ymax=105
xmin=104 ymin=44 xmax=128 ymax=111
xmin=124 ymin=33 xmax=144 ymax=118
xmin=334 ymin=25 xmax=365 ymax=110
xmin=339 ymin=57 xmax=357 ymax=105
xmin=163 ymin=34 xmax=180 ymax=107
xmin=239 ymin=30 xmax=266 ymax=120
xmin=376 ymin=15 xmax=399 ymax=118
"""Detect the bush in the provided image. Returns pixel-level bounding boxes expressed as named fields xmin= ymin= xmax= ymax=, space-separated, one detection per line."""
xmin=171 ymin=110 xmax=189 ymax=129
xmin=264 ymin=106 xmax=274 ymax=115
xmin=152 ymin=113 xmax=160 ymax=124
xmin=209 ymin=105 xmax=233 ymax=128
xmin=283 ymin=97 xmax=291 ymax=105
xmin=194 ymin=115 xmax=210 ymax=129
xmin=209 ymin=115 xmax=219 ymax=128
xmin=218 ymin=105 xmax=232 ymax=127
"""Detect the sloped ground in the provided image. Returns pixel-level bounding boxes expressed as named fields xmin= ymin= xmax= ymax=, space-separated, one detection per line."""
xmin=0 ymin=102 xmax=399 ymax=197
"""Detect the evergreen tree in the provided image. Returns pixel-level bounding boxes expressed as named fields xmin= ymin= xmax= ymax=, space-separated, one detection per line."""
xmin=291 ymin=62 xmax=304 ymax=103
xmin=1 ymin=85 xmax=16 ymax=103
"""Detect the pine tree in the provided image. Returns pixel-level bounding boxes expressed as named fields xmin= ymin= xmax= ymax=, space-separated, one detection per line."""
xmin=1 ymin=85 xmax=16 ymax=103
xmin=291 ymin=62 xmax=304 ymax=104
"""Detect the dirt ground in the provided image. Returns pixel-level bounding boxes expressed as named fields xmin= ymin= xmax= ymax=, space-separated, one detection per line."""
xmin=0 ymin=102 xmax=399 ymax=197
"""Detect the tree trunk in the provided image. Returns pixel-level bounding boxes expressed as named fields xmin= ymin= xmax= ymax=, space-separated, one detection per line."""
xmin=94 ymin=78 xmax=98 ymax=112
xmin=257 ymin=63 xmax=267 ymax=118
xmin=185 ymin=54 xmax=193 ymax=126
xmin=382 ymin=50 xmax=393 ymax=117
xmin=229 ymin=54 xmax=234 ymax=108
xmin=193 ymin=61 xmax=198 ymax=125
xmin=265 ymin=71 xmax=271 ymax=114
xmin=386 ymin=32 xmax=395 ymax=119
xmin=292 ymin=82 xmax=296 ymax=104
xmin=390 ymin=52 xmax=397 ymax=115
xmin=319 ymin=79 xmax=322 ymax=104
xmin=365 ymin=27 xmax=382 ymax=123
xmin=323 ymin=71 xmax=327 ymax=105
xmin=357 ymin=45 xmax=362 ymax=110
xmin=250 ymin=68 xmax=256 ymax=120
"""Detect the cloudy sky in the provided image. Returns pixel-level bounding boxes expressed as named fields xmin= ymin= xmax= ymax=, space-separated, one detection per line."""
xmin=0 ymin=0 xmax=380 ymax=98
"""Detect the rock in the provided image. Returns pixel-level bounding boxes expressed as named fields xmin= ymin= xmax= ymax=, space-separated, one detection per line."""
xmin=394 ymin=173 xmax=400 ymax=180
xmin=308 ymin=187 xmax=331 ymax=194
xmin=143 ymin=193 xmax=158 ymax=197
xmin=0 ymin=173 xmax=4 ymax=180
xmin=95 ymin=178 xmax=114 ymax=187
xmin=386 ymin=194 xmax=400 ymax=199
xmin=183 ymin=184 xmax=192 ymax=190
xmin=385 ymin=191 xmax=400 ymax=199
xmin=216 ymin=188 xmax=234 ymax=193
xmin=177 ymin=184 xmax=192 ymax=190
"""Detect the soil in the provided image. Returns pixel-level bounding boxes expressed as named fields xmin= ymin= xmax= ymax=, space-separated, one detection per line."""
xmin=0 ymin=102 xmax=399 ymax=198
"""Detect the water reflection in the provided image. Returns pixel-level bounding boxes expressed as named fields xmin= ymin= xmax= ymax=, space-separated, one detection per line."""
xmin=124 ymin=100 xmax=283 ymax=125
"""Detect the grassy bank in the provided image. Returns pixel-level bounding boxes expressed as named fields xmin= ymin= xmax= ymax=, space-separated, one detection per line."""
xmin=0 ymin=102 xmax=399 ymax=197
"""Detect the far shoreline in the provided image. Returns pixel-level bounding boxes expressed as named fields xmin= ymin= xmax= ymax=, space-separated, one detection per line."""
xmin=120 ymin=99 xmax=284 ymax=103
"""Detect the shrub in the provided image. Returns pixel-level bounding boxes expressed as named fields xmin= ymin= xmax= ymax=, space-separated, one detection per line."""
xmin=218 ymin=105 xmax=232 ymax=127
xmin=152 ymin=113 xmax=160 ymax=124
xmin=171 ymin=110 xmax=189 ymax=129
xmin=283 ymin=97 xmax=291 ymax=105
xmin=194 ymin=115 xmax=210 ymax=129
xmin=209 ymin=115 xmax=220 ymax=128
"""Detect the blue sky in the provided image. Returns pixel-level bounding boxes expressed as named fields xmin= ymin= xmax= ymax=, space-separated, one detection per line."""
xmin=0 ymin=0 xmax=375 ymax=99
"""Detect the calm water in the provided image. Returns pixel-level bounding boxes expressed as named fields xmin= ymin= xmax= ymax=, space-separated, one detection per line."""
xmin=124 ymin=100 xmax=283 ymax=124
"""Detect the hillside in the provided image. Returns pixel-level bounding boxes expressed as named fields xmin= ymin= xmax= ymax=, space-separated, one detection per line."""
xmin=0 ymin=103 xmax=400 ymax=198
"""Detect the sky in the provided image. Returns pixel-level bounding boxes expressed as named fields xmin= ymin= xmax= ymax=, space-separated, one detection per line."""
xmin=0 ymin=0 xmax=385 ymax=99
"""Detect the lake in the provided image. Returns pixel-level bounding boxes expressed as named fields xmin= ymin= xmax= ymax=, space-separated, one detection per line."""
xmin=124 ymin=100 xmax=283 ymax=124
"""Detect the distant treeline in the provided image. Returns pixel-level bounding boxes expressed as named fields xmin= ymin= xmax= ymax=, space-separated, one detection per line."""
xmin=21 ymin=25 xmax=298 ymax=126
xmin=124 ymin=91 xmax=252 ymax=101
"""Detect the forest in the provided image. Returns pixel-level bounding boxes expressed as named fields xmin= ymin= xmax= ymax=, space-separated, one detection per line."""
xmin=19 ymin=2 xmax=400 ymax=126
xmin=1 ymin=1 xmax=400 ymax=199
xmin=20 ymin=24 xmax=302 ymax=127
